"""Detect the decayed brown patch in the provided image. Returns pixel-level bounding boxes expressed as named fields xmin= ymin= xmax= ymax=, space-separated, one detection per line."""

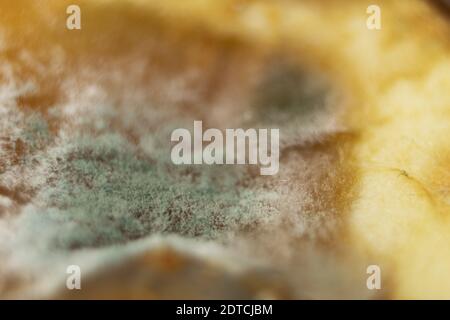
xmin=56 ymin=247 xmax=293 ymax=299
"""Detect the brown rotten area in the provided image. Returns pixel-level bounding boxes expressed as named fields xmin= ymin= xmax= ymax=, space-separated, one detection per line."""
xmin=57 ymin=246 xmax=293 ymax=300
xmin=0 ymin=0 xmax=449 ymax=299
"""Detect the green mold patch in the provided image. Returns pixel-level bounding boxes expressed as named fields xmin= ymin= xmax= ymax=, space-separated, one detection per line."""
xmin=21 ymin=113 xmax=52 ymax=152
xmin=33 ymin=133 xmax=266 ymax=250
xmin=252 ymin=60 xmax=330 ymax=126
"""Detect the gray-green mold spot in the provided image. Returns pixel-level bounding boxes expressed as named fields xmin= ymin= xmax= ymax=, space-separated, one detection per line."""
xmin=35 ymin=132 xmax=263 ymax=250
